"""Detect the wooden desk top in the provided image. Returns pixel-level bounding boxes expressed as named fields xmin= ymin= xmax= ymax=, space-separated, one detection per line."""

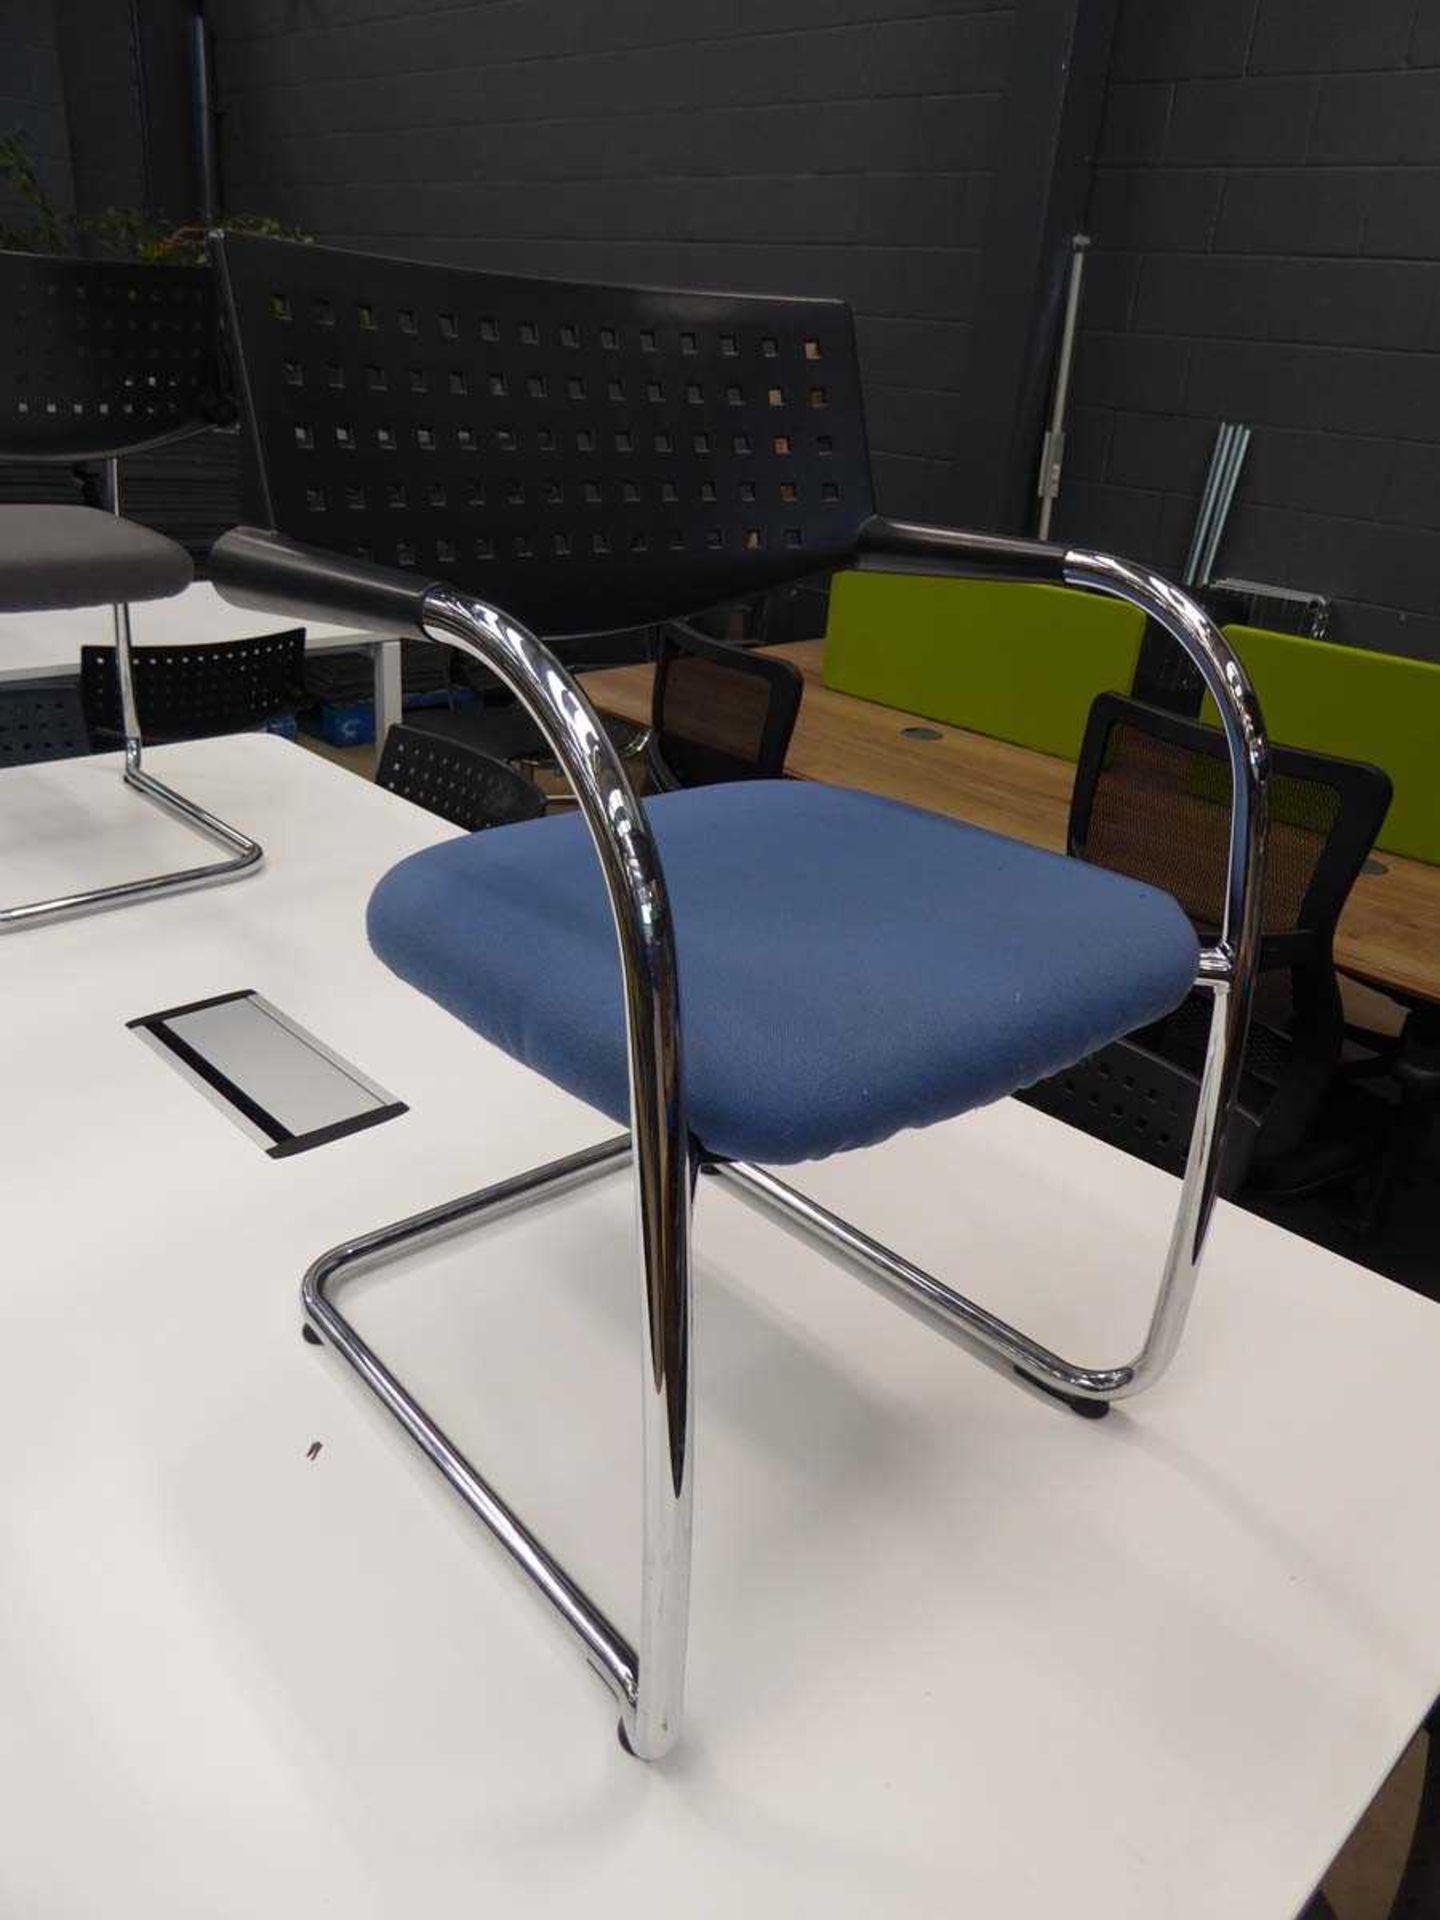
xmin=582 ymin=638 xmax=1440 ymax=1007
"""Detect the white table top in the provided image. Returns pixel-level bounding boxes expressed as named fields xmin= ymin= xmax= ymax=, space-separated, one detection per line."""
xmin=0 ymin=579 xmax=382 ymax=680
xmin=1 ymin=735 xmax=1437 ymax=1920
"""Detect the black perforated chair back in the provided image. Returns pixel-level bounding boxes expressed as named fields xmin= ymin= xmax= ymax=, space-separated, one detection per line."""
xmin=214 ymin=234 xmax=875 ymax=636
xmin=0 ymin=682 xmax=91 ymax=765
xmin=377 ymin=723 xmax=547 ymax=833
xmin=650 ymin=620 xmax=803 ymax=788
xmin=0 ymin=251 xmax=220 ymax=463
xmin=80 ymin=628 xmax=304 ymax=744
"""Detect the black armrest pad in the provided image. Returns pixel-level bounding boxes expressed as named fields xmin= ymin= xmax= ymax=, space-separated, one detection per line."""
xmin=856 ymin=515 xmax=1068 ymax=584
xmin=208 ymin=527 xmax=438 ymax=639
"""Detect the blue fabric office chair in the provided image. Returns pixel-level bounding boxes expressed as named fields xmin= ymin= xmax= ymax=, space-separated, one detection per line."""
xmin=209 ymin=234 xmax=1269 ymax=1762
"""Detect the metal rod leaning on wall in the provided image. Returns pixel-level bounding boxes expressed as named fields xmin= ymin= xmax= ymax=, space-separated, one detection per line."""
xmin=1035 ymin=234 xmax=1090 ymax=542
xmin=1196 ymin=425 xmax=1251 ymax=588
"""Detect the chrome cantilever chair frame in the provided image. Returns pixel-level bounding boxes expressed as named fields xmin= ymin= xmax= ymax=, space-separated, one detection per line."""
xmin=0 ymin=246 xmax=262 ymax=930
xmin=0 ymin=454 xmax=263 ymax=932
xmin=290 ymin=527 xmax=1268 ymax=1764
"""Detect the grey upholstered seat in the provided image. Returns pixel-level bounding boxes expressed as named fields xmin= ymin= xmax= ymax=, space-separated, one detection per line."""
xmin=0 ymin=505 xmax=192 ymax=613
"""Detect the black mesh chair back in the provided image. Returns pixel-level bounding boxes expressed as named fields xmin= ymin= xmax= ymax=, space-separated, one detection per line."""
xmin=80 ymin=628 xmax=304 ymax=745
xmin=376 ymin=723 xmax=547 ymax=833
xmin=649 ymin=620 xmax=803 ymax=788
xmin=1057 ymin=692 xmax=1392 ymax=1171
xmin=0 ymin=682 xmax=90 ymax=765
xmin=1071 ymin=693 xmax=1389 ymax=955
xmin=0 ymin=250 xmax=220 ymax=463
xmin=214 ymin=233 xmax=875 ymax=636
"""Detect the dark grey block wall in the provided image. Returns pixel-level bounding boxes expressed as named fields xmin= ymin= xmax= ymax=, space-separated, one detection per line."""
xmin=207 ymin=0 xmax=1016 ymax=519
xmin=1058 ymin=0 xmax=1440 ymax=663
xmin=0 ymin=0 xmax=73 ymax=230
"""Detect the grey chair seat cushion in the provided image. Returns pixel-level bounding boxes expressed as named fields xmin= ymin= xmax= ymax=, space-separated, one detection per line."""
xmin=0 ymin=506 xmax=193 ymax=612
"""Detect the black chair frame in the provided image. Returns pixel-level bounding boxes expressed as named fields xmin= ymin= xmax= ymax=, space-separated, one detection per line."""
xmin=1063 ymin=693 xmax=1391 ymax=1179
xmin=376 ymin=722 xmax=547 ymax=833
xmin=0 ymin=249 xmax=260 ymax=929
xmin=210 ymin=232 xmax=1270 ymax=1762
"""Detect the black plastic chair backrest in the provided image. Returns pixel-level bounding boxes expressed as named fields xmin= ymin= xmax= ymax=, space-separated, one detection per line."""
xmin=0 ymin=250 xmax=219 ymax=463
xmin=1070 ymin=692 xmax=1391 ymax=955
xmin=376 ymin=723 xmax=547 ymax=833
xmin=0 ymin=681 xmax=91 ymax=765
xmin=80 ymin=628 xmax=304 ymax=744
xmin=650 ymin=620 xmax=803 ymax=788
xmin=214 ymin=233 xmax=875 ymax=636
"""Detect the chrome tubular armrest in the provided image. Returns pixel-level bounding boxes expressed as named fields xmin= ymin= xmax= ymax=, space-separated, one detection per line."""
xmin=418 ymin=587 xmax=693 ymax=1762
xmin=851 ymin=518 xmax=1270 ymax=1390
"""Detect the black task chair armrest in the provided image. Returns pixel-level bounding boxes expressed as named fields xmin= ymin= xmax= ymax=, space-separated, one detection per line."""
xmin=209 ymin=526 xmax=439 ymax=640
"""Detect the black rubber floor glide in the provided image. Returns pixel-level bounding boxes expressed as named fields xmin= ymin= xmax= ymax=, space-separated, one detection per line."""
xmin=1014 ymin=1366 xmax=1111 ymax=1419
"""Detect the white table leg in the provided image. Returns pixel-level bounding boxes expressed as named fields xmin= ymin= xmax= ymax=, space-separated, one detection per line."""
xmin=374 ymin=639 xmax=403 ymax=747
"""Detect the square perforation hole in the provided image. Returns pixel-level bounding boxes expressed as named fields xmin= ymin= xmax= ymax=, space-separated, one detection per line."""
xmin=780 ymin=481 xmax=798 ymax=502
xmin=335 ymin=423 xmax=356 ymax=450
xmin=614 ymin=430 xmax=634 ymax=453
xmin=416 ymin=424 xmax=436 ymax=450
xmin=621 ymin=480 xmax=641 ymax=503
xmin=733 ymin=433 xmax=752 ymax=455
xmin=305 ymin=486 xmax=326 ymax=512
xmin=366 ymin=365 xmax=387 ymax=391
xmin=427 ymin=482 xmax=447 ymax=509
xmin=466 ymin=481 xmax=486 ymax=507
xmin=505 ymin=480 xmax=525 ymax=505
xmin=480 ymin=316 xmax=500 ymax=343
xmin=408 ymin=368 xmax=428 ymax=393
xmin=803 ymin=338 xmax=821 ymax=360
xmin=822 ymin=481 xmax=840 ymax=502
xmin=283 ymin=360 xmax=304 ymax=387
xmin=376 ymin=425 xmax=395 ymax=449
xmin=743 ymin=529 xmax=764 ymax=551
xmin=661 ymin=480 xmax=679 ymax=503
xmin=767 ymin=387 xmax=784 ymax=407
xmin=705 ymin=527 xmax=724 ymax=548
xmin=344 ymin=485 xmax=366 ymax=511
xmin=386 ymin=481 xmax=407 ymax=510
xmin=438 ymin=312 xmax=459 ymax=340
xmin=456 ymin=426 xmax=476 ymax=451
xmin=324 ymin=363 xmax=344 ymax=389
xmin=495 ymin=427 xmax=516 ymax=451
xmin=519 ymin=320 xmax=540 ymax=346
xmin=526 ymin=374 xmax=548 ymax=399
xmin=700 ymin=479 xmax=717 ymax=503
xmin=293 ymin=423 xmax=314 ymax=450
xmin=693 ymin=432 xmax=711 ymax=454
xmin=489 ymin=373 xmax=508 ymax=398
xmin=808 ymin=387 xmax=829 ymax=408
xmin=600 ymin=326 xmax=619 ymax=350
xmin=567 ymin=376 xmax=587 ymax=402
xmin=592 ymin=531 xmax=610 ymax=555
xmin=640 ymin=329 xmax=657 ymax=353
xmin=560 ymin=323 xmax=580 ymax=349
xmin=577 ymin=428 xmax=596 ymax=453
xmin=680 ymin=332 xmax=698 ymax=355
xmin=582 ymin=481 xmax=602 ymax=505
xmin=395 ymin=540 xmax=416 ymax=566
xmin=312 ymin=298 xmax=334 ymax=327
xmin=537 ymin=427 xmax=557 ymax=451
xmin=448 ymin=370 xmax=467 ymax=395
xmin=739 ymin=480 xmax=757 ymax=503
xmin=645 ymin=381 xmax=665 ymax=403
xmin=720 ymin=335 xmax=738 ymax=357
xmin=552 ymin=531 xmax=572 ymax=556
xmin=784 ymin=527 xmax=804 ymax=548
xmin=436 ymin=537 xmax=455 ymax=563
xmin=668 ymin=528 xmax=685 ymax=550
xmin=607 ymin=379 xmax=626 ymax=403
xmin=543 ymin=480 xmax=564 ymax=504
xmin=474 ymin=536 xmax=494 ymax=560
xmin=654 ymin=431 xmax=673 ymax=454
xmin=725 ymin=385 xmax=743 ymax=406
xmin=269 ymin=293 xmax=292 ymax=323
xmin=398 ymin=309 xmax=418 ymax=335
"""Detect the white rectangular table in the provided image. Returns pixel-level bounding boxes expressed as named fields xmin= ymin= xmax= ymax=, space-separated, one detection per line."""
xmin=1 ymin=733 xmax=1437 ymax=1920
xmin=0 ymin=579 xmax=406 ymax=743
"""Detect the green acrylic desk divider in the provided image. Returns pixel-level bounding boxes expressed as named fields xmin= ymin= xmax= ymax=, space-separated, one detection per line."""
xmin=821 ymin=570 xmax=1146 ymax=763
xmin=1205 ymin=625 xmax=1440 ymax=867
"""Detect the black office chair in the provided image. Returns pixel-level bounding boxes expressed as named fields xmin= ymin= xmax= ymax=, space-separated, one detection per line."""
xmin=208 ymin=232 xmax=1269 ymax=1761
xmin=1025 ymin=694 xmax=1391 ymax=1192
xmin=81 ymin=627 xmax=303 ymax=746
xmin=376 ymin=723 xmax=546 ymax=833
xmin=0 ymin=249 xmax=261 ymax=927
xmin=0 ymin=681 xmax=91 ymax=766
xmin=648 ymin=619 xmax=803 ymax=789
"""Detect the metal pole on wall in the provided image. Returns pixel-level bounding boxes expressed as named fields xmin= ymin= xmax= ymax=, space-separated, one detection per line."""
xmin=191 ymin=3 xmax=219 ymax=225
xmin=1035 ymin=233 xmax=1090 ymax=541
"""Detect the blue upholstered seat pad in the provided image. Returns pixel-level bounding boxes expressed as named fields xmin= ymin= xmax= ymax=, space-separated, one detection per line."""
xmin=368 ymin=781 xmax=1199 ymax=1165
